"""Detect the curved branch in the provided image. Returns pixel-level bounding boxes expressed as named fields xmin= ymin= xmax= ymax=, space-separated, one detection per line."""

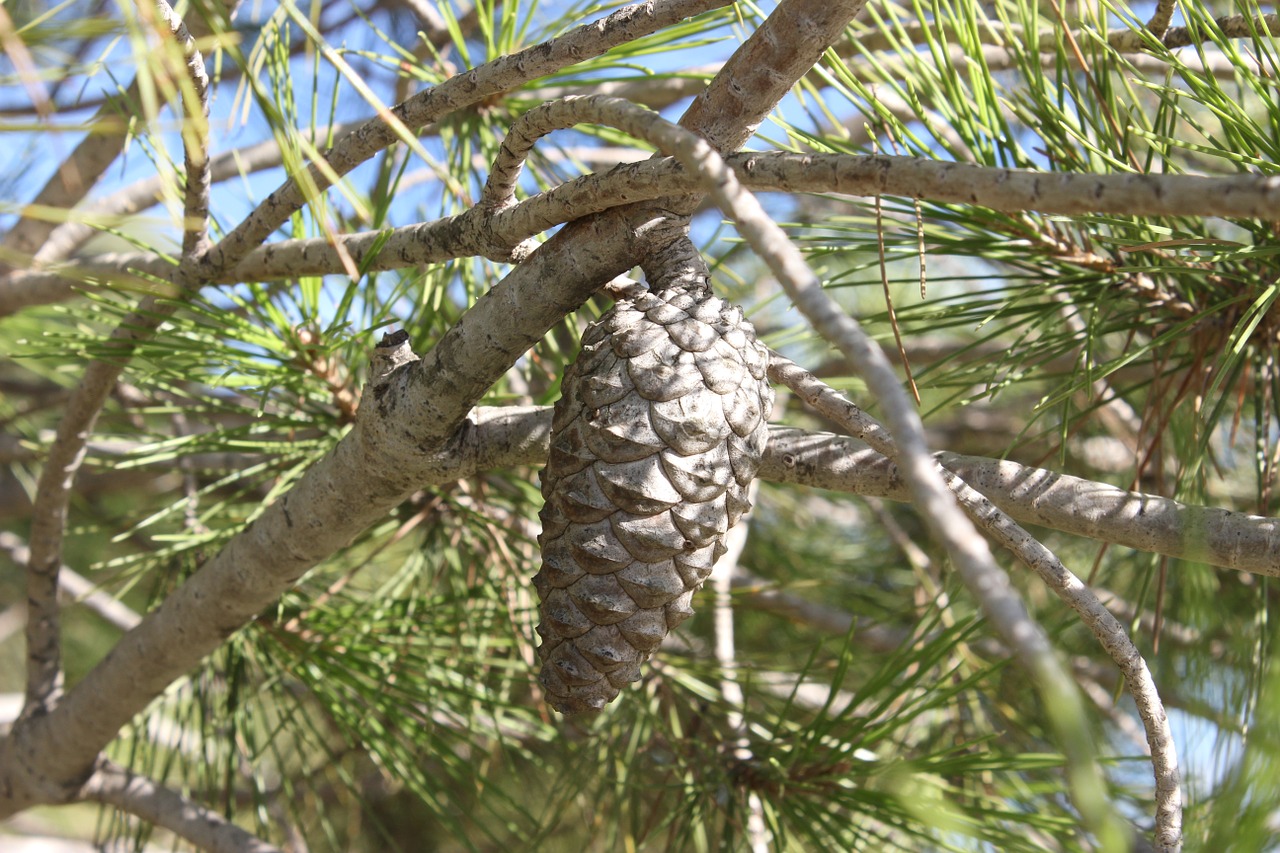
xmin=767 ymin=356 xmax=1181 ymax=850
xmin=22 ymin=0 xmax=210 ymax=718
xmin=454 ymin=90 xmax=1125 ymax=840
xmin=674 ymin=110 xmax=1125 ymax=845
xmin=948 ymin=483 xmax=1183 ymax=850
xmin=80 ymin=761 xmax=281 ymax=853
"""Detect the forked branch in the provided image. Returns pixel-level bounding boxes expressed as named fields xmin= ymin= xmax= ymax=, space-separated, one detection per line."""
xmin=768 ymin=355 xmax=1182 ymax=850
xmin=8 ymin=149 xmax=1277 ymax=316
xmin=473 ymin=90 xmax=1125 ymax=844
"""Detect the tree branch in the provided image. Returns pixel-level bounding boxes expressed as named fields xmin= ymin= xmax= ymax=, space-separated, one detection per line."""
xmin=733 ymin=239 xmax=1122 ymax=843
xmin=0 ymin=0 xmax=884 ymax=820
xmin=21 ymin=0 xmax=210 ymax=719
xmin=20 ymin=65 xmax=707 ymax=274
xmin=198 ymin=0 xmax=733 ymax=277
xmin=849 ymin=13 xmax=1280 ymax=55
xmin=0 ymin=209 xmax=666 ymax=817
xmin=766 ymin=355 xmax=1181 ymax=850
xmin=779 ymin=440 xmax=1280 ymax=579
xmin=463 ymin=407 xmax=1280 ymax=578
xmin=9 ymin=149 xmax=1278 ymax=316
xmin=79 ymin=761 xmax=281 ymax=853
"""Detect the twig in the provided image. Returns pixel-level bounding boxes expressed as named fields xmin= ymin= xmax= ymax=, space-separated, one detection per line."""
xmin=21 ymin=0 xmax=210 ymax=717
xmin=1127 ymin=13 xmax=1280 ymax=51
xmin=950 ymin=476 xmax=1182 ymax=849
xmin=1177 ymin=13 xmax=1280 ymax=44
xmin=80 ymin=760 xmax=282 ymax=853
xmin=1079 ymin=674 xmax=1154 ymax=754
xmin=1145 ymin=0 xmax=1178 ymax=40
xmin=709 ymin=482 xmax=768 ymax=852
xmin=0 ymin=533 xmax=142 ymax=634
xmin=767 ymin=355 xmax=1182 ymax=850
xmin=200 ymin=0 xmax=733 ymax=276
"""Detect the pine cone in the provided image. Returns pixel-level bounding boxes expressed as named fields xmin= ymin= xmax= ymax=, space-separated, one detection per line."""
xmin=535 ymin=283 xmax=773 ymax=714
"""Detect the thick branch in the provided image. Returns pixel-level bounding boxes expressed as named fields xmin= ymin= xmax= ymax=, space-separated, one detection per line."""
xmin=3 ymin=403 xmax=1261 ymax=821
xmin=0 ymin=208 xmax=664 ymax=816
xmin=0 ymin=0 xmax=873 ymax=819
xmin=677 ymin=0 xmax=866 ymax=155
xmin=9 ymin=0 xmax=727 ymax=728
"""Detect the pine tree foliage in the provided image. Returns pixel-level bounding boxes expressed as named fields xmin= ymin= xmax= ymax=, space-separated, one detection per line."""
xmin=1 ymin=0 xmax=1279 ymax=850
